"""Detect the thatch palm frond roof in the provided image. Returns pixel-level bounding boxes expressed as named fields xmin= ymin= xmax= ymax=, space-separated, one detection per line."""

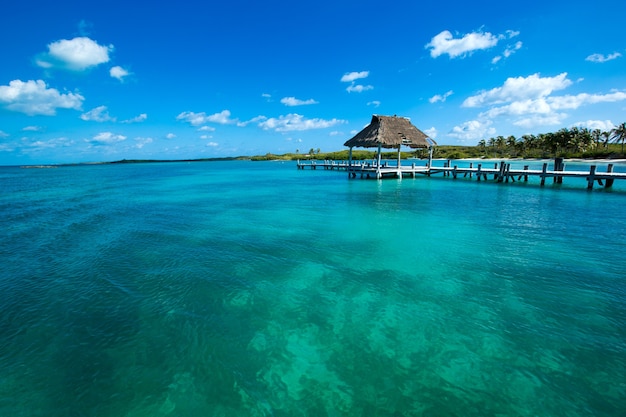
xmin=344 ymin=115 xmax=436 ymax=149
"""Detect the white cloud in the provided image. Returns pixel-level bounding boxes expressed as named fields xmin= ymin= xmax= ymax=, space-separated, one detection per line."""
xmin=0 ymin=130 xmax=9 ymax=137
xmin=549 ymin=91 xmax=626 ymax=110
xmin=341 ymin=71 xmax=369 ymax=82
xmin=206 ymin=142 xmax=218 ymax=147
xmin=24 ymin=137 xmax=74 ymax=152
xmin=429 ymin=90 xmax=453 ymax=103
xmin=36 ymin=37 xmax=112 ymax=71
xmin=341 ymin=71 xmax=373 ymax=93
xmin=346 ymin=84 xmax=373 ymax=93
xmin=424 ymin=127 xmax=438 ymax=139
xmin=513 ymin=114 xmax=566 ymax=128
xmin=200 ymin=134 xmax=213 ymax=139
xmin=22 ymin=126 xmax=42 ymax=132
xmin=122 ymin=113 xmax=147 ymax=123
xmin=176 ymin=110 xmax=236 ymax=126
xmin=280 ymin=97 xmax=318 ymax=106
xmin=197 ymin=125 xmax=216 ymax=131
xmin=585 ymin=52 xmax=622 ymax=63
xmin=90 ymin=132 xmax=126 ymax=144
xmin=134 ymin=137 xmax=153 ymax=149
xmin=449 ymin=120 xmax=496 ymax=141
xmin=463 ymin=73 xmax=572 ymax=107
xmin=258 ymin=114 xmax=346 ymax=132
xmin=426 ymin=30 xmax=500 ymax=58
xmin=166 ymin=133 xmax=176 ymax=139
xmin=0 ymin=79 xmax=84 ymax=115
xmin=367 ymin=100 xmax=381 ymax=107
xmin=492 ymin=41 xmax=523 ymax=64
xmin=237 ymin=115 xmax=267 ymax=127
xmin=110 ymin=66 xmax=130 ymax=81
xmin=81 ymin=105 xmax=115 ymax=122
xmin=574 ymin=120 xmax=614 ymax=131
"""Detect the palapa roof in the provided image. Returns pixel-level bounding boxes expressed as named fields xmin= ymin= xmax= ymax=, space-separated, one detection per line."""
xmin=344 ymin=115 xmax=436 ymax=149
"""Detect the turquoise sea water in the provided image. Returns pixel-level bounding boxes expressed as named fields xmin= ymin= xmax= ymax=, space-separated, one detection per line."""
xmin=1 ymin=160 xmax=625 ymax=416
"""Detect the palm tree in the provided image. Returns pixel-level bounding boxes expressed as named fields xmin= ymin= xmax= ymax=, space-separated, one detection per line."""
xmin=477 ymin=139 xmax=486 ymax=155
xmin=611 ymin=122 xmax=626 ymax=155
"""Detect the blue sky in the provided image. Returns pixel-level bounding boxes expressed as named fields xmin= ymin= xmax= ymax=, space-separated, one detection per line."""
xmin=1 ymin=0 xmax=625 ymax=164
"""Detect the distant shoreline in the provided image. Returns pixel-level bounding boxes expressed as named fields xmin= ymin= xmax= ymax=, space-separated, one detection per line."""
xmin=14 ymin=155 xmax=626 ymax=169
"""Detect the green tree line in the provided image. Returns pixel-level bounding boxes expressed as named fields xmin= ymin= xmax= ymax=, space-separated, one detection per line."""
xmin=476 ymin=122 xmax=626 ymax=159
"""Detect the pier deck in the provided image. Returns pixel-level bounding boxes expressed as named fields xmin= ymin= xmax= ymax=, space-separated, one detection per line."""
xmin=296 ymin=159 xmax=626 ymax=189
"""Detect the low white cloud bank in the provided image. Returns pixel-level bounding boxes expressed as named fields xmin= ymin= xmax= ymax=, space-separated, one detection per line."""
xmin=458 ymin=72 xmax=626 ymax=131
xmin=36 ymin=37 xmax=113 ymax=71
xmin=0 ymin=79 xmax=84 ymax=115
xmin=258 ymin=114 xmax=346 ymax=132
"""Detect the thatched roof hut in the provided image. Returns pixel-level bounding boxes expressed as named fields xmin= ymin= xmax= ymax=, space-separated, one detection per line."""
xmin=344 ymin=115 xmax=436 ymax=178
xmin=344 ymin=115 xmax=436 ymax=149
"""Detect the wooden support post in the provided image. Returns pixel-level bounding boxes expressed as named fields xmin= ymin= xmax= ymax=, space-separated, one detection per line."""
xmin=587 ymin=165 xmax=597 ymax=189
xmin=347 ymin=148 xmax=353 ymax=178
xmin=453 ymin=165 xmax=458 ymax=179
xmin=493 ymin=162 xmax=499 ymax=180
xmin=469 ymin=162 xmax=473 ymax=178
xmin=540 ymin=163 xmax=547 ymax=186
xmin=477 ymin=164 xmax=482 ymax=181
xmin=606 ymin=164 xmax=615 ymax=188
xmin=554 ymin=157 xmax=564 ymax=184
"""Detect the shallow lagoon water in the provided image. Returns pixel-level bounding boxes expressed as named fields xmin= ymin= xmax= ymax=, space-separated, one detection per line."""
xmin=1 ymin=160 xmax=625 ymax=416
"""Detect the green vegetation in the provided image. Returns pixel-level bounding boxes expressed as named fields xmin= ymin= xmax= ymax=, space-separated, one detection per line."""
xmin=255 ymin=123 xmax=626 ymax=161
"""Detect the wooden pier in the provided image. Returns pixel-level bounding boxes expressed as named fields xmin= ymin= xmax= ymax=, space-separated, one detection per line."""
xmin=297 ymin=159 xmax=626 ymax=190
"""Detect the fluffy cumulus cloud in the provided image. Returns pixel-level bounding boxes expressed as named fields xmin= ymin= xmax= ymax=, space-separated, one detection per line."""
xmin=463 ymin=73 xmax=572 ymax=107
xmin=90 ymin=132 xmax=127 ymax=144
xmin=585 ymin=52 xmax=622 ymax=63
xmin=24 ymin=137 xmax=74 ymax=153
xmin=574 ymin=120 xmax=614 ymax=131
xmin=81 ymin=105 xmax=115 ymax=122
xmin=340 ymin=71 xmax=369 ymax=83
xmin=280 ymin=97 xmax=318 ymax=106
xmin=429 ymin=90 xmax=453 ymax=103
xmin=133 ymin=137 xmax=153 ymax=149
xmin=36 ymin=37 xmax=113 ymax=71
xmin=0 ymin=79 xmax=84 ymax=115
xmin=176 ymin=110 xmax=236 ymax=126
xmin=426 ymin=29 xmax=519 ymax=59
xmin=258 ymin=114 xmax=346 ymax=132
xmin=341 ymin=71 xmax=373 ymax=93
xmin=122 ymin=113 xmax=147 ymax=123
xmin=460 ymin=72 xmax=626 ymax=129
xmin=110 ymin=66 xmax=130 ymax=81
xmin=449 ymin=120 xmax=496 ymax=141
xmin=424 ymin=127 xmax=438 ymax=139
xmin=492 ymin=41 xmax=523 ymax=64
